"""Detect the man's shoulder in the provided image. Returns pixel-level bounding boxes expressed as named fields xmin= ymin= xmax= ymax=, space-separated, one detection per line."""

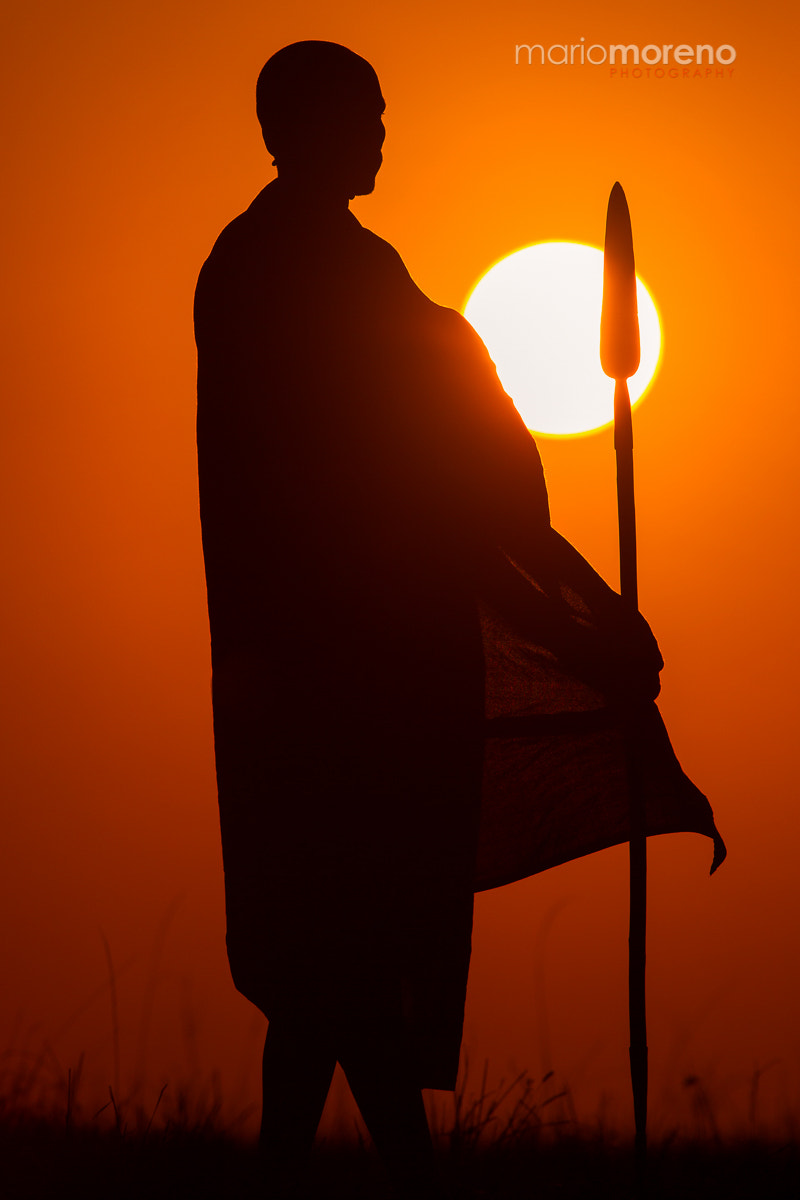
xmin=196 ymin=187 xmax=397 ymax=291
xmin=194 ymin=185 xmax=485 ymax=354
xmin=351 ymin=227 xmax=480 ymax=342
xmin=352 ymin=222 xmax=407 ymax=271
xmin=352 ymin=223 xmax=473 ymax=336
xmin=194 ymin=190 xmax=283 ymax=334
xmin=197 ymin=205 xmax=260 ymax=286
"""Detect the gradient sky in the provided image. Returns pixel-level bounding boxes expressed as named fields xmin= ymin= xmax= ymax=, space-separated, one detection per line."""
xmin=1 ymin=0 xmax=798 ymax=1138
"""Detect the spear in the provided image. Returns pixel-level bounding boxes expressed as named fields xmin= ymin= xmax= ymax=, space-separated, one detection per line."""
xmin=599 ymin=182 xmax=648 ymax=1186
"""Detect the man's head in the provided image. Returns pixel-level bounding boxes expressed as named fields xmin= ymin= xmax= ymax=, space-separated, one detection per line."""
xmin=256 ymin=42 xmax=385 ymax=199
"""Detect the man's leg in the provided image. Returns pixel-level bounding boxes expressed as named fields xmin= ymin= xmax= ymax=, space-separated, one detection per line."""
xmin=338 ymin=1023 xmax=445 ymax=1200
xmin=258 ymin=1018 xmax=337 ymax=1192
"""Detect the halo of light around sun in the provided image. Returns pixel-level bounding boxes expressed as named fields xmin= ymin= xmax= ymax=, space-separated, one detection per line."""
xmin=463 ymin=242 xmax=662 ymax=436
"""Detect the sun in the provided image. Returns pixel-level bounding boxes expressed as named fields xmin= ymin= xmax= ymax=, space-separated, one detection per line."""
xmin=463 ymin=242 xmax=662 ymax=436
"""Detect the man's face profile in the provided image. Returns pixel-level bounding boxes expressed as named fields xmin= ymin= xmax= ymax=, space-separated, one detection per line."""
xmin=256 ymin=41 xmax=386 ymax=200
xmin=336 ymin=92 xmax=386 ymax=198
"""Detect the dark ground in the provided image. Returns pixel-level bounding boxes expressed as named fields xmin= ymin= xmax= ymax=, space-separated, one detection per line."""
xmin=2 ymin=1116 xmax=798 ymax=1199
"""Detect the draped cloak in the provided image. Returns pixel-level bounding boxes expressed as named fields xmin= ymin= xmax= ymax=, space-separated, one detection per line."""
xmin=195 ymin=180 xmax=724 ymax=1091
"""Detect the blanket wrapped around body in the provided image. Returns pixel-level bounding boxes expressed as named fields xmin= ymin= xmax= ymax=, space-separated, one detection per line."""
xmin=195 ymin=178 xmax=724 ymax=1091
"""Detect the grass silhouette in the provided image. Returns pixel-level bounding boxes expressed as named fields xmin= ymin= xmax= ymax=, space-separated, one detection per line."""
xmin=2 ymin=1045 xmax=798 ymax=1199
xmin=3 ymin=933 xmax=797 ymax=1197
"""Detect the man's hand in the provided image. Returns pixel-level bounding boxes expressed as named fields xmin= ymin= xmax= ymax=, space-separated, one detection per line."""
xmin=559 ymin=607 xmax=663 ymax=706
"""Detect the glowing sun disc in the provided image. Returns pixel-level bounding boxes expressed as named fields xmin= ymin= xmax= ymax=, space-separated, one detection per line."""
xmin=463 ymin=242 xmax=662 ymax=436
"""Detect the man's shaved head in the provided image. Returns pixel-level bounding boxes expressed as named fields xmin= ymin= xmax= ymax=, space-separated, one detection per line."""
xmin=256 ymin=41 xmax=384 ymax=190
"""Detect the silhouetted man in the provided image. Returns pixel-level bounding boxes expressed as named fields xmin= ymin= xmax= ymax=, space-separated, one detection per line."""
xmin=195 ymin=40 xmax=666 ymax=1199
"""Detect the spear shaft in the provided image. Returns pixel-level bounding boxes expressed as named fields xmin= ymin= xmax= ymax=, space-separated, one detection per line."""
xmin=614 ymin=379 xmax=638 ymax=610
xmin=616 ymin=375 xmax=648 ymax=1181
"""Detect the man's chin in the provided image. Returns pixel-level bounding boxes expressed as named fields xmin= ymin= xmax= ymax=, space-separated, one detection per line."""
xmin=347 ymin=157 xmax=381 ymax=199
xmin=349 ymin=179 xmax=377 ymax=199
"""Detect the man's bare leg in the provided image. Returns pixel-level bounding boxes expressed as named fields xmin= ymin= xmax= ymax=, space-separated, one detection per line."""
xmin=258 ymin=1020 xmax=336 ymax=1194
xmin=259 ymin=1008 xmax=445 ymax=1198
xmin=339 ymin=1034 xmax=445 ymax=1199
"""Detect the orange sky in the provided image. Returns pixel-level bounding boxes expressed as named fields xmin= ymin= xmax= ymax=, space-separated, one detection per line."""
xmin=1 ymin=0 xmax=798 ymax=1139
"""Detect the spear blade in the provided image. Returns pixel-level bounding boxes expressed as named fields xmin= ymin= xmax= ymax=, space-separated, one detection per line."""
xmin=602 ymin=182 xmax=640 ymax=602
xmin=600 ymin=182 xmax=640 ymax=382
